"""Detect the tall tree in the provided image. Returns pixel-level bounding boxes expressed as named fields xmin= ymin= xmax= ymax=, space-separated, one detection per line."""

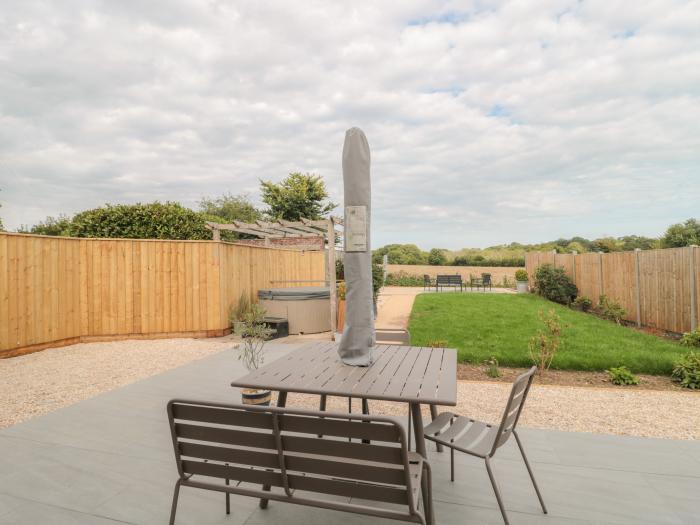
xmin=661 ymin=218 xmax=700 ymax=248
xmin=198 ymin=193 xmax=260 ymax=224
xmin=428 ymin=248 xmax=447 ymax=265
xmin=260 ymin=173 xmax=336 ymax=221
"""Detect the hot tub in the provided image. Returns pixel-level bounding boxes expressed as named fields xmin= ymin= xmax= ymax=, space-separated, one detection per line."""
xmin=257 ymin=287 xmax=330 ymax=335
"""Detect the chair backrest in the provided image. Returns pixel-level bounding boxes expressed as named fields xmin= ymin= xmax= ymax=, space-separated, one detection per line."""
xmin=490 ymin=366 xmax=537 ymax=455
xmin=423 ymin=274 xmax=431 ymax=283
xmin=481 ymin=273 xmax=492 ymax=285
xmin=375 ymin=328 xmax=410 ymax=345
xmin=168 ymin=400 xmax=416 ymax=509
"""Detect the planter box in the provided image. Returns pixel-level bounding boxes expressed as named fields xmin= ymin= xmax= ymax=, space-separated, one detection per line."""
xmin=516 ymin=281 xmax=529 ymax=294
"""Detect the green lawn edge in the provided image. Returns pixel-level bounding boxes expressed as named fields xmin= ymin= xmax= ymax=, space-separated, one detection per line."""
xmin=408 ymin=293 xmax=689 ymax=375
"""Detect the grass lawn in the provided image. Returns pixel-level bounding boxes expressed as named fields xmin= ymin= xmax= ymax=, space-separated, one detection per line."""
xmin=408 ymin=293 xmax=690 ymax=375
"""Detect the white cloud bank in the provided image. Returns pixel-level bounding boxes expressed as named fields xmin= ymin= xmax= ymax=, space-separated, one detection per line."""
xmin=1 ymin=0 xmax=699 ymax=248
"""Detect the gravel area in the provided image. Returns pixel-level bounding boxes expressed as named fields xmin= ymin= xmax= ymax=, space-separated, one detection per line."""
xmin=2 ymin=337 xmax=698 ymax=440
xmin=0 ymin=336 xmax=235 ymax=428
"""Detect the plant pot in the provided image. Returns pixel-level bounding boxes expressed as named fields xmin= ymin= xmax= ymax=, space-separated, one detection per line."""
xmin=337 ymin=299 xmax=346 ymax=330
xmin=516 ymin=280 xmax=529 ymax=294
xmin=233 ymin=321 xmax=245 ymax=335
xmin=241 ymin=388 xmax=271 ymax=406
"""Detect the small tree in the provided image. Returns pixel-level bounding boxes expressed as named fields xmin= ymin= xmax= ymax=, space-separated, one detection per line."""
xmin=427 ymin=248 xmax=447 ymax=266
xmin=533 ymin=264 xmax=578 ymax=305
xmin=198 ymin=193 xmax=260 ymax=224
xmin=528 ymin=309 xmax=563 ymax=375
xmin=661 ymin=218 xmax=700 ymax=248
xmin=237 ymin=304 xmax=273 ymax=371
xmin=260 ymin=172 xmax=336 ymax=221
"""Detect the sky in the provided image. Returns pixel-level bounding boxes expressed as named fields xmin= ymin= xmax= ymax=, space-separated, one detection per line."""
xmin=0 ymin=0 xmax=699 ymax=250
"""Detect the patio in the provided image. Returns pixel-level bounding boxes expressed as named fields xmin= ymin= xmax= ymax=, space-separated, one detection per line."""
xmin=0 ymin=343 xmax=698 ymax=525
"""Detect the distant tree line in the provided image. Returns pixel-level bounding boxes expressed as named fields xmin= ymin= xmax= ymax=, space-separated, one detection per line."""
xmin=373 ymin=218 xmax=700 ymax=267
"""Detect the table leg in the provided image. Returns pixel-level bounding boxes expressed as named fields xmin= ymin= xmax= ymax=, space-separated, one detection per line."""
xmin=429 ymin=405 xmax=444 ymax=452
xmin=260 ymin=390 xmax=287 ymax=509
xmin=410 ymin=403 xmax=427 ymax=458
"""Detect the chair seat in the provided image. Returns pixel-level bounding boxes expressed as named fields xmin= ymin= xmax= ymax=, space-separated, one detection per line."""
xmin=424 ymin=412 xmax=498 ymax=458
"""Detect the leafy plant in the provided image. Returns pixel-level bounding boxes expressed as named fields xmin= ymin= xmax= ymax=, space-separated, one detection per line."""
xmin=671 ymin=352 xmax=700 ymax=389
xmin=337 ymin=281 xmax=346 ymax=300
xmin=680 ymin=328 xmax=700 ymax=348
xmin=597 ymin=295 xmax=626 ymax=324
xmin=484 ymin=356 xmax=500 ymax=378
xmin=260 ymin=172 xmax=336 ymax=221
xmin=572 ymin=296 xmax=592 ymax=312
xmin=515 ymin=269 xmax=528 ymax=281
xmin=528 ymin=308 xmax=563 ymax=375
xmin=230 ymin=292 xmax=252 ymax=326
xmin=427 ymin=248 xmax=447 ymax=266
xmin=533 ymin=264 xmax=578 ymax=305
xmin=607 ymin=366 xmax=640 ymax=386
xmin=427 ymin=340 xmax=448 ymax=348
xmin=236 ymin=304 xmax=273 ymax=371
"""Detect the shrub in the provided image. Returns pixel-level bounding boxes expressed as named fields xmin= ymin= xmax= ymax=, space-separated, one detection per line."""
xmin=533 ymin=264 xmax=578 ymax=305
xmin=236 ymin=304 xmax=273 ymax=371
xmin=515 ymin=269 xmax=528 ymax=281
xmin=69 ymin=202 xmax=214 ymax=240
xmin=385 ymin=271 xmax=424 ymax=287
xmin=528 ymin=309 xmax=563 ymax=375
xmin=372 ymin=263 xmax=384 ymax=298
xmin=607 ymin=366 xmax=640 ymax=386
xmin=671 ymin=352 xmax=700 ymax=389
xmin=680 ymin=328 xmax=700 ymax=348
xmin=484 ymin=356 xmax=500 ymax=378
xmin=572 ymin=296 xmax=592 ymax=312
xmin=337 ymin=281 xmax=346 ymax=300
xmin=229 ymin=292 xmax=252 ymax=324
xmin=597 ymin=295 xmax=626 ymax=324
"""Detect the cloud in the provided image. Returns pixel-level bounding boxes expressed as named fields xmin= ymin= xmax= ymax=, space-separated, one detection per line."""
xmin=0 ymin=0 xmax=699 ymax=248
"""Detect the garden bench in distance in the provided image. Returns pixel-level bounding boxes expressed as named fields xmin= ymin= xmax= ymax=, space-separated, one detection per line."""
xmin=435 ymin=274 xmax=464 ymax=292
xmin=167 ymin=400 xmax=434 ymax=525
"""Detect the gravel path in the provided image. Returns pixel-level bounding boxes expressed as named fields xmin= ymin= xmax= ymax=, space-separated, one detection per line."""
xmin=2 ymin=337 xmax=698 ymax=440
xmin=0 ymin=337 xmax=233 ymax=428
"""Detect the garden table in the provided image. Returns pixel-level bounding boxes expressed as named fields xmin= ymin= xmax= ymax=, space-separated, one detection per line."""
xmin=230 ymin=340 xmax=458 ymax=460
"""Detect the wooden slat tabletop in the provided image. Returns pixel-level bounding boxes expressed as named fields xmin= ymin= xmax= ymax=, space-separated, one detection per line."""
xmin=231 ymin=342 xmax=457 ymax=406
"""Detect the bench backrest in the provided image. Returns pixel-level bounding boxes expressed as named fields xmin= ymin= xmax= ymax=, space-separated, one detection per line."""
xmin=436 ymin=274 xmax=462 ymax=285
xmin=168 ymin=400 xmax=416 ymax=509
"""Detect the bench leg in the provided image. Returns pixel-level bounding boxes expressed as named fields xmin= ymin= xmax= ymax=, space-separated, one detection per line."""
xmin=225 ymin=478 xmax=230 ymax=514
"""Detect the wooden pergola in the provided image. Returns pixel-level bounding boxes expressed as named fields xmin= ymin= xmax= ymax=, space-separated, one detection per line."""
xmin=206 ymin=217 xmax=343 ymax=335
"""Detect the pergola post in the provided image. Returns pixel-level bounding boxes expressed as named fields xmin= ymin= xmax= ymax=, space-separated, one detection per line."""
xmin=327 ymin=218 xmax=337 ymax=338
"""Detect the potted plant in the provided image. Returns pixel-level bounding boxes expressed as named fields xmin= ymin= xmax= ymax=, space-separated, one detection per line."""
xmin=337 ymin=281 xmax=346 ymax=330
xmin=236 ymin=304 xmax=273 ymax=405
xmin=515 ymin=269 xmax=529 ymax=293
xmin=229 ymin=292 xmax=251 ymax=335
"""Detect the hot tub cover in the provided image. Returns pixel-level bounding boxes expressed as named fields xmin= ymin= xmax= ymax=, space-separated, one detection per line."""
xmin=257 ymin=287 xmax=330 ymax=301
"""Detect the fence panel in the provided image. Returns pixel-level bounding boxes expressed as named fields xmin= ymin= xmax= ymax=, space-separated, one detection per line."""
xmin=526 ymin=246 xmax=700 ymax=334
xmin=0 ymin=233 xmax=325 ymax=357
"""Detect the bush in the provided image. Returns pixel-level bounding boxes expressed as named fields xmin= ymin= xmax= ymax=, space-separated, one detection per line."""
xmin=597 ymin=295 xmax=626 ymax=324
xmin=533 ymin=264 xmax=578 ymax=305
xmin=528 ymin=309 xmax=563 ymax=375
xmin=607 ymin=366 xmax=640 ymax=386
xmin=385 ymin=271 xmax=424 ymax=287
xmin=672 ymin=352 xmax=700 ymax=389
xmin=515 ymin=269 xmax=528 ymax=281
xmin=69 ymin=202 xmax=214 ymax=240
xmin=484 ymin=356 xmax=500 ymax=378
xmin=680 ymin=328 xmax=700 ymax=348
xmin=572 ymin=296 xmax=592 ymax=312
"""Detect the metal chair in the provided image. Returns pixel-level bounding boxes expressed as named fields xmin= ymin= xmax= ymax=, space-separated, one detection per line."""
xmin=481 ymin=273 xmax=492 ymax=291
xmin=423 ymin=366 xmax=546 ymax=525
xmin=423 ymin=274 xmax=434 ymax=291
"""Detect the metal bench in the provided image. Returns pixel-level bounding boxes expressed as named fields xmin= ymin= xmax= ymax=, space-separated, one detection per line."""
xmin=435 ymin=274 xmax=463 ymax=292
xmin=167 ymin=400 xmax=434 ymax=525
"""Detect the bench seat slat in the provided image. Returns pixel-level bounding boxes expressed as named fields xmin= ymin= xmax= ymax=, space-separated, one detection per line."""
xmin=178 ymin=442 xmax=279 ymax=469
xmin=182 ymin=460 xmax=282 ymax=486
xmin=175 ymin=423 xmax=276 ymax=449
xmin=279 ymin=414 xmax=400 ymax=442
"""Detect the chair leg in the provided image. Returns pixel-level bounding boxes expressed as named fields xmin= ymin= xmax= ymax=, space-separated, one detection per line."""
xmin=514 ymin=431 xmax=547 ymax=514
xmin=225 ymin=478 xmax=230 ymax=515
xmin=450 ymin=448 xmax=455 ymax=482
xmin=407 ymin=407 xmax=412 ymax=451
xmin=485 ymin=457 xmax=510 ymax=525
xmin=429 ymin=405 xmax=443 ymax=452
xmin=421 ymin=462 xmax=435 ymax=525
xmin=169 ymin=479 xmax=182 ymax=525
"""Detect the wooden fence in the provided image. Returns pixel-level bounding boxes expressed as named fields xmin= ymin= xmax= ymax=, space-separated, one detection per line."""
xmin=525 ymin=246 xmax=699 ymax=334
xmin=0 ymin=233 xmax=325 ymax=357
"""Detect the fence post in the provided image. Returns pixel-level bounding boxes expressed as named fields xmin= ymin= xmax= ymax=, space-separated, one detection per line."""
xmin=634 ymin=248 xmax=642 ymax=328
xmin=691 ymin=245 xmax=698 ymax=331
xmin=552 ymin=249 xmax=557 ymax=267
xmin=598 ymin=251 xmax=604 ymax=298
